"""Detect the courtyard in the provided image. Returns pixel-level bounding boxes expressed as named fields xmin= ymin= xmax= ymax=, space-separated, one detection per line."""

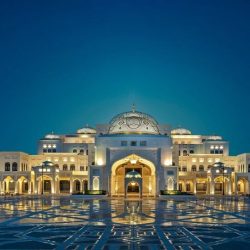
xmin=0 ymin=196 xmax=249 ymax=249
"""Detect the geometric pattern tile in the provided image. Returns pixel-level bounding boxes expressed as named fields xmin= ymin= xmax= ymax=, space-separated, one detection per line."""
xmin=0 ymin=196 xmax=249 ymax=249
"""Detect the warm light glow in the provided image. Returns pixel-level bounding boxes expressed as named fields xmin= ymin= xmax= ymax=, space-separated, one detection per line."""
xmin=131 ymin=182 xmax=136 ymax=186
xmin=192 ymin=158 xmax=197 ymax=163
xmin=216 ymin=169 xmax=220 ymax=173
xmin=224 ymin=169 xmax=227 ymax=173
xmin=97 ymin=159 xmax=103 ymax=166
xmin=130 ymin=159 xmax=137 ymax=164
xmin=164 ymin=159 xmax=171 ymax=166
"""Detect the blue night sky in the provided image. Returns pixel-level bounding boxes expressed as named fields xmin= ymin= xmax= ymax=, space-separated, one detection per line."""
xmin=0 ymin=0 xmax=250 ymax=155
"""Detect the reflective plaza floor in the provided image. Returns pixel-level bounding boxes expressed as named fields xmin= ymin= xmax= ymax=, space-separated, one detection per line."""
xmin=0 ymin=196 xmax=250 ymax=249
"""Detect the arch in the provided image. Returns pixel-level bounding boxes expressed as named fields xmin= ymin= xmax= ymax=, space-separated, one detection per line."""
xmin=111 ymin=154 xmax=156 ymax=196
xmin=5 ymin=162 xmax=10 ymax=171
xmin=237 ymin=178 xmax=248 ymax=194
xmin=12 ymin=162 xmax=18 ymax=171
xmin=126 ymin=181 xmax=140 ymax=193
xmin=191 ymin=165 xmax=197 ymax=172
xmin=83 ymin=179 xmax=88 ymax=193
xmin=73 ymin=179 xmax=81 ymax=193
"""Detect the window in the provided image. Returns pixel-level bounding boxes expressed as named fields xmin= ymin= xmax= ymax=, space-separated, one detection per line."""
xmin=183 ymin=150 xmax=188 ymax=156
xmin=131 ymin=141 xmax=137 ymax=146
xmin=52 ymin=149 xmax=56 ymax=153
xmin=121 ymin=141 xmax=127 ymax=146
xmin=12 ymin=162 xmax=18 ymax=171
xmin=80 ymin=166 xmax=84 ymax=171
xmin=5 ymin=162 xmax=10 ymax=171
xmin=63 ymin=164 xmax=68 ymax=171
xmin=73 ymin=149 xmax=77 ymax=153
xmin=48 ymin=149 xmax=51 ymax=153
xmin=86 ymin=150 xmax=88 ymax=155
xmin=167 ymin=170 xmax=174 ymax=175
xmin=190 ymin=150 xmax=194 ymax=154
xmin=199 ymin=165 xmax=204 ymax=171
xmin=248 ymin=164 xmax=250 ymax=173
xmin=186 ymin=183 xmax=191 ymax=192
xmin=80 ymin=149 xmax=84 ymax=154
xmin=191 ymin=165 xmax=197 ymax=172
xmin=43 ymin=149 xmax=47 ymax=153
xmin=219 ymin=150 xmax=223 ymax=154
xmin=182 ymin=166 xmax=187 ymax=172
xmin=140 ymin=141 xmax=147 ymax=146
xmin=70 ymin=164 xmax=75 ymax=171
xmin=86 ymin=166 xmax=88 ymax=171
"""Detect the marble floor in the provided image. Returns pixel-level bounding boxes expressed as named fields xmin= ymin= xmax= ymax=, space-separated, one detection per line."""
xmin=0 ymin=196 xmax=250 ymax=249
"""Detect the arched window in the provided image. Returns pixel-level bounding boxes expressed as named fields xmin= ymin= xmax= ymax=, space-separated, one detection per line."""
xmin=12 ymin=162 xmax=18 ymax=171
xmin=5 ymin=162 xmax=10 ymax=171
xmin=191 ymin=165 xmax=197 ymax=172
xmin=183 ymin=150 xmax=188 ymax=156
xmin=190 ymin=150 xmax=194 ymax=154
xmin=70 ymin=164 xmax=75 ymax=171
xmin=80 ymin=149 xmax=84 ymax=154
xmin=199 ymin=165 xmax=204 ymax=171
xmin=182 ymin=166 xmax=187 ymax=172
xmin=63 ymin=164 xmax=68 ymax=171
xmin=73 ymin=149 xmax=77 ymax=153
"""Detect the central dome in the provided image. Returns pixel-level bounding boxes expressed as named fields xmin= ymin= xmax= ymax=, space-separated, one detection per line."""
xmin=109 ymin=109 xmax=159 ymax=135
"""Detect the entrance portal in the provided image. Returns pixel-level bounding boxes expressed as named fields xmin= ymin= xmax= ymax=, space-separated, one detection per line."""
xmin=111 ymin=154 xmax=156 ymax=196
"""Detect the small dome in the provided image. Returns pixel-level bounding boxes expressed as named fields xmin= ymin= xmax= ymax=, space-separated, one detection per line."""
xmin=125 ymin=170 xmax=142 ymax=178
xmin=206 ymin=136 xmax=222 ymax=141
xmin=42 ymin=161 xmax=54 ymax=167
xmin=109 ymin=109 xmax=159 ymax=135
xmin=44 ymin=133 xmax=60 ymax=139
xmin=77 ymin=127 xmax=96 ymax=134
xmin=171 ymin=128 xmax=191 ymax=135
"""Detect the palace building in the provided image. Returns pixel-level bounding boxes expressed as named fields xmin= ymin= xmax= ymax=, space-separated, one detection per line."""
xmin=0 ymin=108 xmax=249 ymax=196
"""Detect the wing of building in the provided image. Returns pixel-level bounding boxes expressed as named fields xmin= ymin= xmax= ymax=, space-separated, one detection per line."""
xmin=0 ymin=108 xmax=249 ymax=196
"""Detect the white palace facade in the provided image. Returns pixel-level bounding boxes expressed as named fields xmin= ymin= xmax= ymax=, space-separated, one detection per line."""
xmin=0 ymin=109 xmax=250 ymax=196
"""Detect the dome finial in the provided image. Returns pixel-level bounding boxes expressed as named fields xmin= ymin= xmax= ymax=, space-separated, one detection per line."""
xmin=132 ymin=103 xmax=136 ymax=112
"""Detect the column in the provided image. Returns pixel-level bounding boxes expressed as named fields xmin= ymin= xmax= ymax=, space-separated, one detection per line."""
xmin=227 ymin=179 xmax=232 ymax=195
xmin=51 ymin=179 xmax=55 ymax=194
xmin=80 ymin=180 xmax=83 ymax=193
xmin=15 ymin=181 xmax=19 ymax=194
xmin=70 ymin=179 xmax=73 ymax=194
xmin=234 ymin=175 xmax=238 ymax=195
xmin=210 ymin=179 xmax=214 ymax=195
xmin=6 ymin=181 xmax=9 ymax=193
xmin=183 ymin=181 xmax=187 ymax=192
xmin=193 ymin=180 xmax=197 ymax=194
xmin=28 ymin=181 xmax=32 ymax=194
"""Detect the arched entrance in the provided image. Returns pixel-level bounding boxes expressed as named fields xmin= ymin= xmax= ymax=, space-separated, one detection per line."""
xmin=38 ymin=175 xmax=52 ymax=194
xmin=111 ymin=154 xmax=156 ymax=196
xmin=214 ymin=176 xmax=230 ymax=195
